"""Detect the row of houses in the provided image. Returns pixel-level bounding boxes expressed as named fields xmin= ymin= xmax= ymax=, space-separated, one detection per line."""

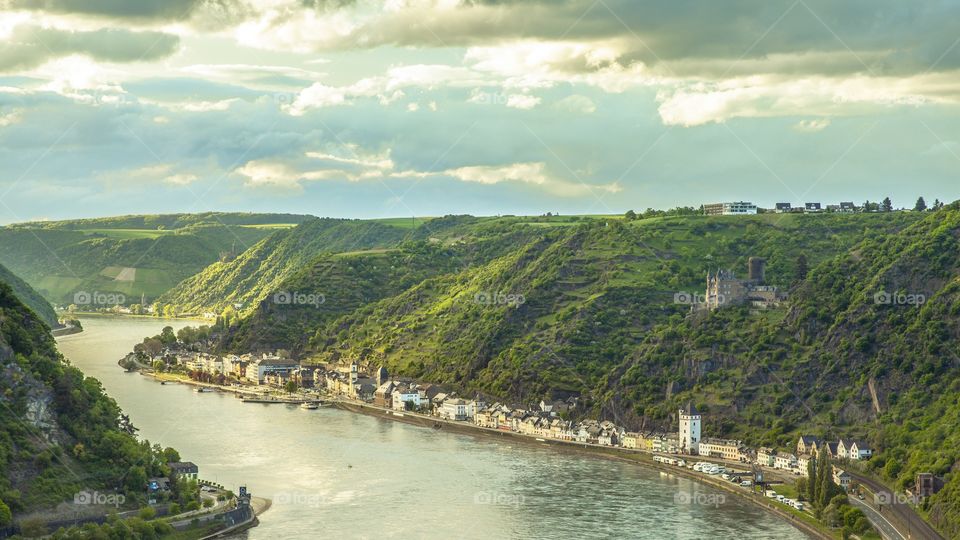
xmin=704 ymin=201 xmax=883 ymax=215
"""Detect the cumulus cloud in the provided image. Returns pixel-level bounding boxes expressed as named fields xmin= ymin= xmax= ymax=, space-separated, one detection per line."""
xmin=234 ymin=149 xmax=619 ymax=197
xmin=793 ymin=119 xmax=831 ymax=132
xmin=0 ymin=24 xmax=179 ymax=72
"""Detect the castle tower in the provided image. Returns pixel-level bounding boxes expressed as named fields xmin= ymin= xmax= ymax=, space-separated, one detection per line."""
xmin=679 ymin=401 xmax=701 ymax=455
xmin=748 ymin=257 xmax=766 ymax=285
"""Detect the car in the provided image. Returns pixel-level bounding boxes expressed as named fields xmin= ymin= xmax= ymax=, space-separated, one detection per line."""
xmin=740 ymin=480 xmax=752 ymax=487
xmin=721 ymin=473 xmax=731 ymax=480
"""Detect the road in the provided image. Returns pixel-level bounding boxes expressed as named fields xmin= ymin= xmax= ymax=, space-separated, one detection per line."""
xmin=850 ymin=497 xmax=905 ymax=540
xmin=846 ymin=470 xmax=943 ymax=540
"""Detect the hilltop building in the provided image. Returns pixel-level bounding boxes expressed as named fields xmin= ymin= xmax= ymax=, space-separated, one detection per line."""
xmin=704 ymin=202 xmax=758 ymax=216
xmin=703 ymin=257 xmax=785 ymax=310
xmin=678 ymin=402 xmax=701 ymax=455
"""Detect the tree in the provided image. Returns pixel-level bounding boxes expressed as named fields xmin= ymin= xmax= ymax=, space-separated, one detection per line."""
xmin=159 ymin=326 xmax=176 ymax=345
xmin=796 ymin=254 xmax=809 ymax=281
xmin=0 ymin=499 xmax=11 ymax=527
xmin=284 ymin=381 xmax=299 ymax=393
xmin=914 ymin=197 xmax=927 ymax=212
xmin=624 ymin=210 xmax=638 ymax=221
xmin=882 ymin=197 xmax=893 ymax=212
xmin=806 ymin=457 xmax=817 ymax=502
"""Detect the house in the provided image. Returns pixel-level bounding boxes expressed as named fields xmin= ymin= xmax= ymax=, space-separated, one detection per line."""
xmin=246 ymin=357 xmax=299 ymax=385
xmin=621 ymin=432 xmax=641 ymax=449
xmin=703 ymin=202 xmax=758 ymax=216
xmin=698 ymin=438 xmax=745 ymax=461
xmin=168 ymin=462 xmax=199 ymax=480
xmin=652 ymin=433 xmax=680 ymax=454
xmin=833 ymin=467 xmax=851 ymax=490
xmin=439 ymin=398 xmax=469 ymax=421
xmin=757 ymin=447 xmax=776 ymax=467
xmin=797 ymin=435 xmax=820 ymax=456
xmin=373 ymin=381 xmax=396 ymax=408
xmin=774 ymin=203 xmax=792 ymax=213
xmin=774 ymin=452 xmax=798 ymax=470
xmin=819 ymin=442 xmax=839 ymax=459
xmin=797 ymin=454 xmax=813 ymax=475
xmin=804 ymin=202 xmax=822 ymax=213
xmin=597 ymin=429 xmax=618 ymax=446
xmin=839 ymin=202 xmax=857 ymax=212
xmin=392 ymin=387 xmax=421 ymax=411
xmin=848 ymin=440 xmax=873 ymax=461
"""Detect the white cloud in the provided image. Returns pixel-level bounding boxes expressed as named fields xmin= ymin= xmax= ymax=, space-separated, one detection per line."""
xmin=793 ymin=119 xmax=831 ymax=132
xmin=0 ymin=110 xmax=22 ymax=127
xmin=287 ymin=83 xmax=347 ymax=115
xmin=505 ymin=94 xmax=541 ymax=110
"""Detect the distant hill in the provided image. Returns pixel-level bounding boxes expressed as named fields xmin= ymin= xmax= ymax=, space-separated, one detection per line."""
xmin=0 ymin=213 xmax=313 ymax=305
xmin=0 ymin=263 xmax=58 ymax=328
xmin=157 ymin=218 xmax=419 ymax=315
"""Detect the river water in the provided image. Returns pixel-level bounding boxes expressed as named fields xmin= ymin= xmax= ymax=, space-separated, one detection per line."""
xmin=56 ymin=316 xmax=807 ymax=540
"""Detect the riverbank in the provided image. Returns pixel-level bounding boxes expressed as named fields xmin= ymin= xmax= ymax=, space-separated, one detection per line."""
xmin=332 ymin=400 xmax=833 ymax=540
xmin=137 ymin=372 xmax=830 ymax=539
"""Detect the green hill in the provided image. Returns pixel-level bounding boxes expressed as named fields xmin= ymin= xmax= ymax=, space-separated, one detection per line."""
xmin=157 ymin=218 xmax=421 ymax=315
xmin=0 ymin=279 xmax=179 ymax=527
xmin=0 ymin=264 xmax=58 ymax=328
xmin=214 ymin=209 xmax=960 ymax=536
xmin=0 ymin=213 xmax=313 ymax=306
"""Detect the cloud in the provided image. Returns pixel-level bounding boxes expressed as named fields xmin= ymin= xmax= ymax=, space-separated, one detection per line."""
xmin=10 ymin=0 xmax=218 ymax=22
xmin=234 ymin=149 xmax=619 ymax=197
xmin=0 ymin=24 xmax=179 ymax=72
xmin=793 ymin=119 xmax=831 ymax=132
xmin=505 ymin=94 xmax=540 ymax=110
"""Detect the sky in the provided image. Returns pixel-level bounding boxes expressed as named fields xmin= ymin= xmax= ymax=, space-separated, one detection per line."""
xmin=0 ymin=0 xmax=958 ymax=222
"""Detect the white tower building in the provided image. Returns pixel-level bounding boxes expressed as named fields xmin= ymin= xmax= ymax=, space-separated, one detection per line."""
xmin=679 ymin=402 xmax=701 ymax=455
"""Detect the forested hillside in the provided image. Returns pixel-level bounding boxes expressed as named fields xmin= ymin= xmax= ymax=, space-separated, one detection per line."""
xmin=158 ymin=218 xmax=417 ymax=315
xmin=0 ymin=213 xmax=310 ymax=305
xmin=0 ymin=264 xmax=58 ymax=328
xmin=0 ymin=280 xmax=175 ymax=526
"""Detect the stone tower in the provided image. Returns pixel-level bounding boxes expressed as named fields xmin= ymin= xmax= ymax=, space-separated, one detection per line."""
xmin=679 ymin=401 xmax=701 ymax=455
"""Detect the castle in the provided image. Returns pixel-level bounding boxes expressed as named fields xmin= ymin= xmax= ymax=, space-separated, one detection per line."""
xmin=704 ymin=257 xmax=785 ymax=310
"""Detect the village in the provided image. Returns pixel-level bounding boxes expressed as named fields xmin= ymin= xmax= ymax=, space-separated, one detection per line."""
xmin=136 ymin=343 xmax=946 ymax=505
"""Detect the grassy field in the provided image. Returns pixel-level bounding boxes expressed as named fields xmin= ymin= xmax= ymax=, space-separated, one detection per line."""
xmin=78 ymin=228 xmax=174 ymax=239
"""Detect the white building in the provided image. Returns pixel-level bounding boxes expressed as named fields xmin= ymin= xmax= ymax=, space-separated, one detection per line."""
xmin=245 ymin=357 xmax=299 ymax=385
xmin=704 ymin=202 xmax=758 ymax=216
xmin=391 ymin=389 xmax=421 ymax=411
xmin=678 ymin=402 xmax=701 ymax=454
xmin=440 ymin=398 xmax=469 ymax=421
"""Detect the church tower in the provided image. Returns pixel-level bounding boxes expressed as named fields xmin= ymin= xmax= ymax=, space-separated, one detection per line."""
xmin=679 ymin=401 xmax=701 ymax=455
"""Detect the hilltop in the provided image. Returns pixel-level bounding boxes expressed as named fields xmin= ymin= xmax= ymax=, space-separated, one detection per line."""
xmin=0 ymin=264 xmax=58 ymax=328
xmin=0 ymin=213 xmax=312 ymax=306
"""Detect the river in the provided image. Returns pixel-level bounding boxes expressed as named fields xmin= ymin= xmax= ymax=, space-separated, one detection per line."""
xmin=56 ymin=316 xmax=808 ymax=540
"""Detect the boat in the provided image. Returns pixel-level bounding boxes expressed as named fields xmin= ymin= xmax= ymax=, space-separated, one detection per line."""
xmin=194 ymin=387 xmax=215 ymax=393
xmin=300 ymin=402 xmax=319 ymax=410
